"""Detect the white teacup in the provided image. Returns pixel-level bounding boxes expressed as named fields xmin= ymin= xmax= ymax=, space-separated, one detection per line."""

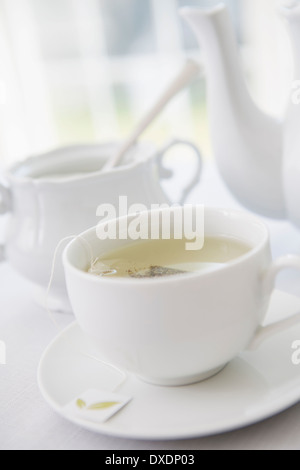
xmin=63 ymin=206 xmax=300 ymax=386
xmin=0 ymin=140 xmax=201 ymax=311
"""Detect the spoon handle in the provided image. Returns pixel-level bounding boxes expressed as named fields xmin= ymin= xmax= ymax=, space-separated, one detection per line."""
xmin=103 ymin=59 xmax=203 ymax=171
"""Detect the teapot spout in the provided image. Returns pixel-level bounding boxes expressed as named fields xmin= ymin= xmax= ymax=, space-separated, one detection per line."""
xmin=180 ymin=5 xmax=286 ymax=219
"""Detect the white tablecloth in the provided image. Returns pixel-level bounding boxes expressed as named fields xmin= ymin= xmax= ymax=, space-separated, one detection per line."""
xmin=1 ymin=163 xmax=300 ymax=450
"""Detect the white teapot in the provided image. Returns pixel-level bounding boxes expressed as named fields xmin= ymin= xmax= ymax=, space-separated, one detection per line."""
xmin=180 ymin=2 xmax=300 ymax=228
xmin=281 ymin=1 xmax=300 ymax=228
xmin=180 ymin=4 xmax=285 ymax=220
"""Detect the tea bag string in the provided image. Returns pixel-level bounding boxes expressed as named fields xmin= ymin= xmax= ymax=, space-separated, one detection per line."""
xmin=46 ymin=236 xmax=128 ymax=392
xmin=45 ymin=235 xmax=92 ymax=331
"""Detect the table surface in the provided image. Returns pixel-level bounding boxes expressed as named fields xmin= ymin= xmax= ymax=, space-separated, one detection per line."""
xmin=1 ymin=162 xmax=300 ymax=450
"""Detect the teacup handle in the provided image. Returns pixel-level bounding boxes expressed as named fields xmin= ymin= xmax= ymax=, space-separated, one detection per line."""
xmin=157 ymin=139 xmax=203 ymax=205
xmin=0 ymin=181 xmax=11 ymax=262
xmin=248 ymin=255 xmax=300 ymax=350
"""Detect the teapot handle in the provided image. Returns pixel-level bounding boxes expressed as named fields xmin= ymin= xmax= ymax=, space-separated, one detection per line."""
xmin=0 ymin=181 xmax=11 ymax=262
xmin=157 ymin=139 xmax=203 ymax=205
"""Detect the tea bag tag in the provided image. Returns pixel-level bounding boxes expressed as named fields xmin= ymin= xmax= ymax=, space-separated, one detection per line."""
xmin=64 ymin=389 xmax=132 ymax=424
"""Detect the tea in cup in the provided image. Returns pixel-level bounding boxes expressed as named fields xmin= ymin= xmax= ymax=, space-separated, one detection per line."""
xmin=63 ymin=206 xmax=300 ymax=386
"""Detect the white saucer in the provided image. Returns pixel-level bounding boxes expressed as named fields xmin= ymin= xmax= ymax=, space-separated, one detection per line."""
xmin=38 ymin=290 xmax=300 ymax=441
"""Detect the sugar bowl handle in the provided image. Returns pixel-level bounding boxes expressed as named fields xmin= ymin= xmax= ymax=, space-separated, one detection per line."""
xmin=157 ymin=139 xmax=203 ymax=205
